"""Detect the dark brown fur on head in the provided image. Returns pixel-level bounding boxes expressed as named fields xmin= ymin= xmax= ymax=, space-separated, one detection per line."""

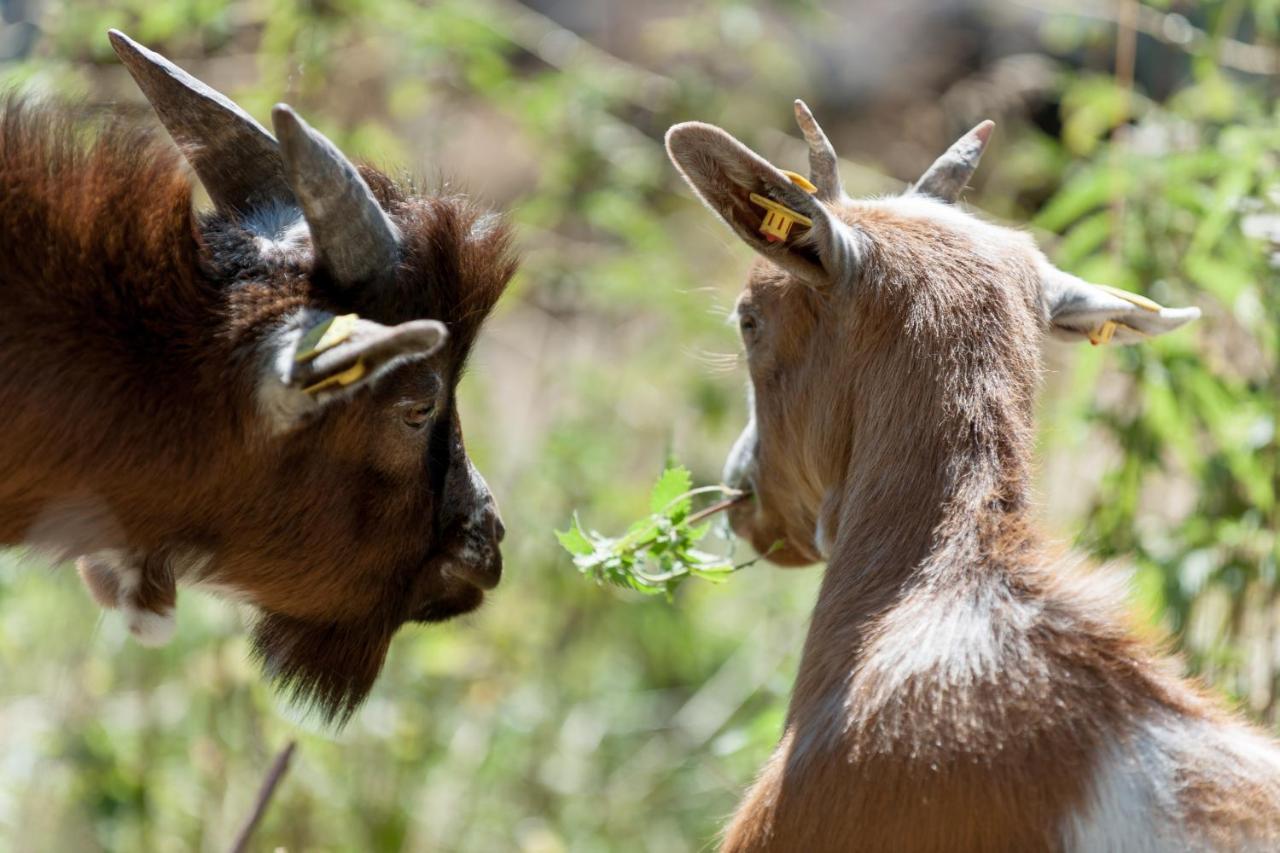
xmin=0 ymin=85 xmax=516 ymax=723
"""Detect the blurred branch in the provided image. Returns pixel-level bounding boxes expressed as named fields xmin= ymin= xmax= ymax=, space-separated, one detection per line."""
xmin=1110 ymin=0 xmax=1137 ymax=256
xmin=474 ymin=0 xmax=678 ymax=110
xmin=229 ymin=740 xmax=297 ymax=853
xmin=1012 ymin=0 xmax=1280 ymax=75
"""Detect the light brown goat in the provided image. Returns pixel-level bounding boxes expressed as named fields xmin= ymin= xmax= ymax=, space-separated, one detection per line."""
xmin=0 ymin=32 xmax=515 ymax=722
xmin=667 ymin=104 xmax=1280 ymax=851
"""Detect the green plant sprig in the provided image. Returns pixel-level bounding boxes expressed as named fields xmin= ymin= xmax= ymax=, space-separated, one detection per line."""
xmin=557 ymin=466 xmax=756 ymax=600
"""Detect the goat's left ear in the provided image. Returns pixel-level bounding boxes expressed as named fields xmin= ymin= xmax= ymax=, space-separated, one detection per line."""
xmin=665 ymin=121 xmax=863 ymax=287
xmin=258 ymin=311 xmax=448 ymax=434
xmin=1042 ymin=267 xmax=1200 ymax=345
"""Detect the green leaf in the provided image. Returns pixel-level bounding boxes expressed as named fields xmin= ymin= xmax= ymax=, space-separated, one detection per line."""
xmin=649 ymin=465 xmax=694 ymax=515
xmin=555 ymin=515 xmax=594 ymax=557
xmin=1033 ymin=164 xmax=1113 ymax=233
xmin=559 ymin=466 xmax=747 ymax=600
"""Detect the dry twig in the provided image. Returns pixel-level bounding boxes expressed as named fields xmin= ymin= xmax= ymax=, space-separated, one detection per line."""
xmin=229 ymin=740 xmax=298 ymax=853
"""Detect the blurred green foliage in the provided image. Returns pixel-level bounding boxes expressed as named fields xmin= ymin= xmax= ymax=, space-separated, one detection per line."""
xmin=0 ymin=1 xmax=1276 ymax=851
xmin=1031 ymin=5 xmax=1279 ymax=718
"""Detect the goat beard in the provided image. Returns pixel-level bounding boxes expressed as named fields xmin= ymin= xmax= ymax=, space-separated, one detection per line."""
xmin=250 ymin=610 xmax=393 ymax=726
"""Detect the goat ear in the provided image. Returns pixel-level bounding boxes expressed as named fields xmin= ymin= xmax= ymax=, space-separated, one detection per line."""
xmin=258 ymin=311 xmax=448 ymax=433
xmin=1042 ymin=267 xmax=1200 ymax=345
xmin=665 ymin=121 xmax=863 ymax=286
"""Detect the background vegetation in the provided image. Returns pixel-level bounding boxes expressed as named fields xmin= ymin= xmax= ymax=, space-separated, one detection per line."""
xmin=0 ymin=0 xmax=1275 ymax=850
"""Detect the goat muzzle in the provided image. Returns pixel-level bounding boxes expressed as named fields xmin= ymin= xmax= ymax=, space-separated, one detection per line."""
xmin=438 ymin=509 xmax=505 ymax=591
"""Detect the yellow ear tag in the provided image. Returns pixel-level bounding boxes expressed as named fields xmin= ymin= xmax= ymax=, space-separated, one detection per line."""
xmin=1087 ymin=285 xmax=1161 ymax=345
xmin=1093 ymin=284 xmax=1163 ymax=313
xmin=295 ymin=313 xmax=360 ymax=363
xmin=1088 ymin=320 xmax=1118 ymax=346
xmin=749 ymin=170 xmax=818 ymax=244
xmin=779 ymin=170 xmax=818 ymax=193
xmin=302 ymin=359 xmax=367 ymax=395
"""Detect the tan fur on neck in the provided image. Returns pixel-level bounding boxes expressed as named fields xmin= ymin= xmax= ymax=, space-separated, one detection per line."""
xmin=720 ymin=198 xmax=1280 ymax=852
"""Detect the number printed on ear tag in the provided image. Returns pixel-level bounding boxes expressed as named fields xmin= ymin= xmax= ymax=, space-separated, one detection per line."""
xmin=295 ymin=313 xmax=360 ymax=363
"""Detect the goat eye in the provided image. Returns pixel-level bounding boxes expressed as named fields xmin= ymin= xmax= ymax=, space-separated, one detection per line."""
xmin=402 ymin=402 xmax=436 ymax=429
xmin=739 ymin=314 xmax=759 ymax=339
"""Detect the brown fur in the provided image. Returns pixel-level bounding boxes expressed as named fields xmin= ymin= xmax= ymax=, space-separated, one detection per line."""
xmin=673 ymin=152 xmax=1280 ymax=848
xmin=0 ymin=97 xmax=516 ymax=721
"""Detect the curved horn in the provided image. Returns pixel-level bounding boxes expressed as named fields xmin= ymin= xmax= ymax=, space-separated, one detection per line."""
xmin=108 ymin=30 xmax=292 ymax=214
xmin=911 ymin=120 xmax=994 ymax=203
xmin=271 ymin=105 xmax=401 ymax=287
xmin=793 ymin=99 xmax=843 ymax=201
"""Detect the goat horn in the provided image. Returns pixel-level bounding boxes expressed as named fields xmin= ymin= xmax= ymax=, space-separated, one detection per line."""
xmin=793 ymin=100 xmax=843 ymax=201
xmin=911 ymin=120 xmax=994 ymax=203
xmin=271 ymin=105 xmax=401 ymax=287
xmin=108 ymin=30 xmax=292 ymax=215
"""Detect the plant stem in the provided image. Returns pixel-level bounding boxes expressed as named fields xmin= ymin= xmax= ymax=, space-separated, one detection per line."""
xmin=614 ymin=487 xmax=748 ymax=551
xmin=685 ymin=491 xmax=752 ymax=527
xmin=229 ymin=740 xmax=297 ymax=853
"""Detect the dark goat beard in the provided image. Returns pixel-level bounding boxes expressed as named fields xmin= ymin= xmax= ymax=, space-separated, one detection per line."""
xmin=250 ymin=610 xmax=393 ymax=726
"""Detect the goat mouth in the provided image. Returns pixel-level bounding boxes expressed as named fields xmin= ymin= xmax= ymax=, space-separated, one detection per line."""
xmin=440 ymin=555 xmax=501 ymax=590
xmin=432 ymin=531 xmax=503 ymax=591
xmin=412 ymin=582 xmax=484 ymax=623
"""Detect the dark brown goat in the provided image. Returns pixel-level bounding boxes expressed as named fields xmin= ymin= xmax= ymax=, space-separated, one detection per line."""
xmin=668 ymin=105 xmax=1280 ymax=850
xmin=0 ymin=32 xmax=516 ymax=722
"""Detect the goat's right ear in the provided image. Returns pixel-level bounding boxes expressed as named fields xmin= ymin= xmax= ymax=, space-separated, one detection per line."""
xmin=1042 ymin=267 xmax=1200 ymax=345
xmin=665 ymin=121 xmax=862 ymax=286
xmin=257 ymin=311 xmax=447 ymax=433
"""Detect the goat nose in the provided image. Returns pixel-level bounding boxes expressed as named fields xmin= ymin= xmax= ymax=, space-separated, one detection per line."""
xmin=439 ymin=509 xmax=505 ymax=591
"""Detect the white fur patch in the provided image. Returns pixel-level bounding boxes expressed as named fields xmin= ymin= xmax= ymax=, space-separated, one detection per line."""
xmin=859 ymin=194 xmax=1035 ymax=267
xmin=124 ymin=605 xmax=175 ymax=647
xmin=812 ymin=514 xmax=831 ymax=561
xmin=1063 ymin=722 xmax=1184 ymax=853
xmin=469 ymin=211 xmax=500 ymax=240
xmin=241 ymin=202 xmax=311 ymax=261
xmin=1063 ymin=715 xmax=1280 ymax=852
xmin=857 ymin=581 xmax=1038 ymax=714
xmin=192 ymin=580 xmax=256 ymax=605
xmin=813 ymin=490 xmax=840 ymax=560
xmin=77 ymin=548 xmax=183 ymax=647
xmin=168 ymin=547 xmax=214 ymax=583
xmin=256 ymin=314 xmax=321 ymax=434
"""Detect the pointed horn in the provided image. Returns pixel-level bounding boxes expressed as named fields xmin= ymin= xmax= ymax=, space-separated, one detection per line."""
xmin=271 ymin=105 xmax=400 ymax=287
xmin=108 ymin=30 xmax=292 ymax=214
xmin=793 ymin=99 xmax=843 ymax=201
xmin=911 ymin=120 xmax=994 ymax=203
